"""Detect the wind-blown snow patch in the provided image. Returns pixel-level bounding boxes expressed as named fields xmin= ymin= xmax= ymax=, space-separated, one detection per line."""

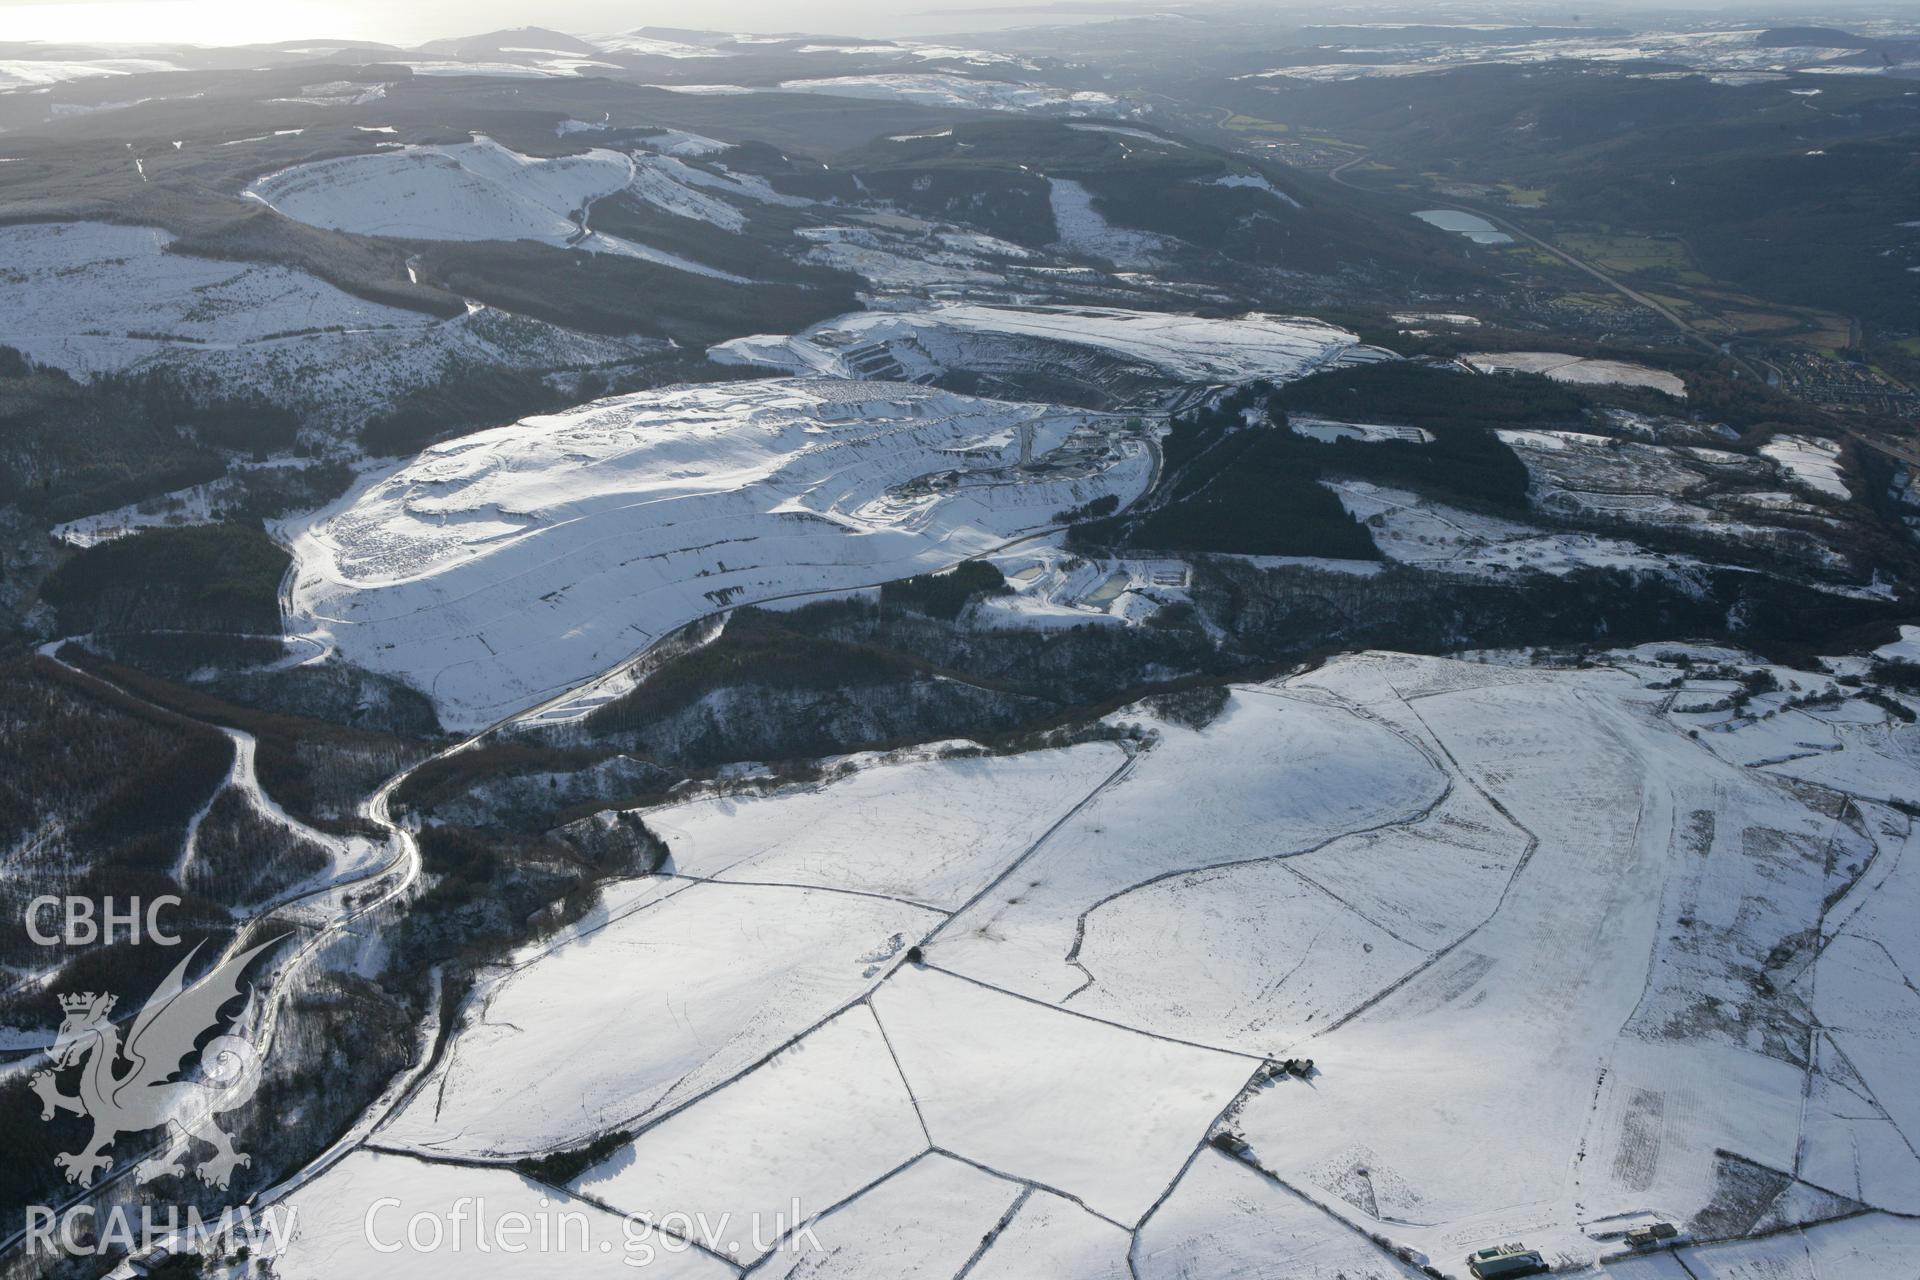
xmin=1198 ymin=173 xmax=1303 ymax=209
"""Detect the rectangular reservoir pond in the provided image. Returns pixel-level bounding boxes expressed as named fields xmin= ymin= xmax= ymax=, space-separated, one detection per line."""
xmin=1414 ymin=209 xmax=1514 ymax=245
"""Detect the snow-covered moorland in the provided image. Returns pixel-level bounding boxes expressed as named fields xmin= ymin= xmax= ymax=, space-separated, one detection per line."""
xmin=283 ymin=379 xmax=1153 ymax=727
xmin=246 ymin=136 xmax=772 ymax=279
xmin=0 ymin=220 xmax=660 ymax=424
xmin=713 ymin=305 xmax=1376 ymax=401
xmin=271 ymin=649 xmax=1920 ymax=1278
xmin=246 ymin=138 xmax=634 ymax=247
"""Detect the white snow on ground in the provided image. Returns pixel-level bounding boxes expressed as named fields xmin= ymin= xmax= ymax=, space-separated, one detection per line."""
xmin=1214 ymin=650 xmax=1915 ymax=1273
xmin=625 ymin=153 xmax=751 ymax=229
xmin=272 ymin=79 xmax=389 ymax=107
xmin=1330 ymin=479 xmax=1694 ymax=577
xmin=1291 ymin=415 xmax=1433 ymax=444
xmin=1607 ymin=1212 xmax=1920 ymax=1279
xmin=247 ymin=137 xmax=633 ymax=244
xmin=644 ymin=744 xmax=1126 ymax=908
xmin=1049 ymin=178 xmax=1178 ymax=268
xmin=0 ymin=56 xmax=176 ymax=89
xmin=396 ymin=59 xmax=613 ymax=77
xmin=1196 ymin=172 xmax=1303 ymax=209
xmin=1492 ymin=429 xmax=1856 ymax=574
xmin=755 ymin=1152 xmax=1020 ymax=1278
xmin=1135 ymin=1149 xmax=1405 ymax=1279
xmin=180 ymin=728 xmax=385 ymax=907
xmin=969 ymin=1189 xmax=1131 ymax=1279
xmin=572 ymin=1006 xmax=927 ymax=1262
xmin=268 ymin=1149 xmax=729 ymax=1277
xmin=0 ymin=222 xmax=427 ymax=363
xmin=1873 ymin=624 xmax=1920 ymax=662
xmin=631 ymin=127 xmax=729 ymax=156
xmin=872 ymin=965 xmax=1252 ymax=1225
xmin=379 ymin=880 xmax=940 ymax=1157
xmin=768 ymin=74 xmax=1123 ymax=113
xmin=1464 ymin=350 xmax=1688 ymax=397
xmin=1761 ymin=434 xmax=1851 ymax=499
xmin=1068 ymin=122 xmax=1181 ymax=144
xmin=0 ymin=220 xmax=657 ymax=425
xmin=787 ymin=222 xmax=1027 ymax=293
xmin=284 ymin=379 xmax=1153 ymax=727
xmin=974 ymin=545 xmax=1192 ymax=630
xmin=713 ymin=304 xmax=1366 ymax=390
xmin=246 ymin=136 xmax=750 ymax=278
xmin=323 ymin=645 xmax=1920 ymax=1277
xmin=931 ymin=689 xmax=1447 ymax=1004
xmin=50 ymin=458 xmax=322 ymax=547
xmin=592 ymin=31 xmax=734 ymax=58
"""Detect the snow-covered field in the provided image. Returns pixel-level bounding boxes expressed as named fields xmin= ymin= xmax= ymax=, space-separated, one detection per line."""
xmin=662 ymin=73 xmax=1125 ymax=113
xmin=0 ymin=220 xmax=658 ymax=424
xmin=267 ymin=1150 xmax=727 ymax=1277
xmin=1465 ymin=350 xmax=1688 ymax=398
xmin=0 ymin=55 xmax=178 ymax=90
xmin=1492 ymin=429 xmax=1856 ymax=575
xmin=642 ymin=744 xmax=1127 ymax=908
xmin=1243 ymin=26 xmax=1891 ymax=81
xmin=246 ymin=138 xmax=633 ymax=245
xmin=1761 ymin=434 xmax=1851 ymax=500
xmin=0 ymin=221 xmax=429 ymax=367
xmin=378 ymin=877 xmax=940 ymax=1157
xmin=713 ymin=305 xmax=1370 ymax=398
xmin=1329 ymin=479 xmax=1695 ymax=577
xmin=1292 ymin=415 xmax=1434 ymax=444
xmin=295 ymin=648 xmax=1919 ymax=1278
xmin=284 ymin=379 xmax=1153 ymax=726
xmin=1048 ymin=178 xmax=1180 ymax=268
xmin=246 ymin=137 xmax=769 ymax=278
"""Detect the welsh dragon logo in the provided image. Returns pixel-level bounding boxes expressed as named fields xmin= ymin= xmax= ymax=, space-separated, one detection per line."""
xmin=32 ymin=939 xmax=279 ymax=1190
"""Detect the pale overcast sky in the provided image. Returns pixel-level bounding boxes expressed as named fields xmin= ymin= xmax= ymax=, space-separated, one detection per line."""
xmin=0 ymin=0 xmax=1116 ymax=46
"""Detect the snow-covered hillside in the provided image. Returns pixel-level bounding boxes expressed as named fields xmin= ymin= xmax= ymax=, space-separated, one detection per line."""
xmin=0 ymin=221 xmax=659 ymax=424
xmin=279 ymin=648 xmax=1920 ymax=1278
xmin=0 ymin=221 xmax=429 ymax=369
xmin=713 ymin=305 xmax=1375 ymax=402
xmin=1464 ymin=351 xmax=1688 ymax=398
xmin=247 ymin=138 xmax=632 ymax=245
xmin=649 ymin=74 xmax=1126 ymax=113
xmin=245 ymin=137 xmax=762 ymax=278
xmin=283 ymin=379 xmax=1153 ymax=727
